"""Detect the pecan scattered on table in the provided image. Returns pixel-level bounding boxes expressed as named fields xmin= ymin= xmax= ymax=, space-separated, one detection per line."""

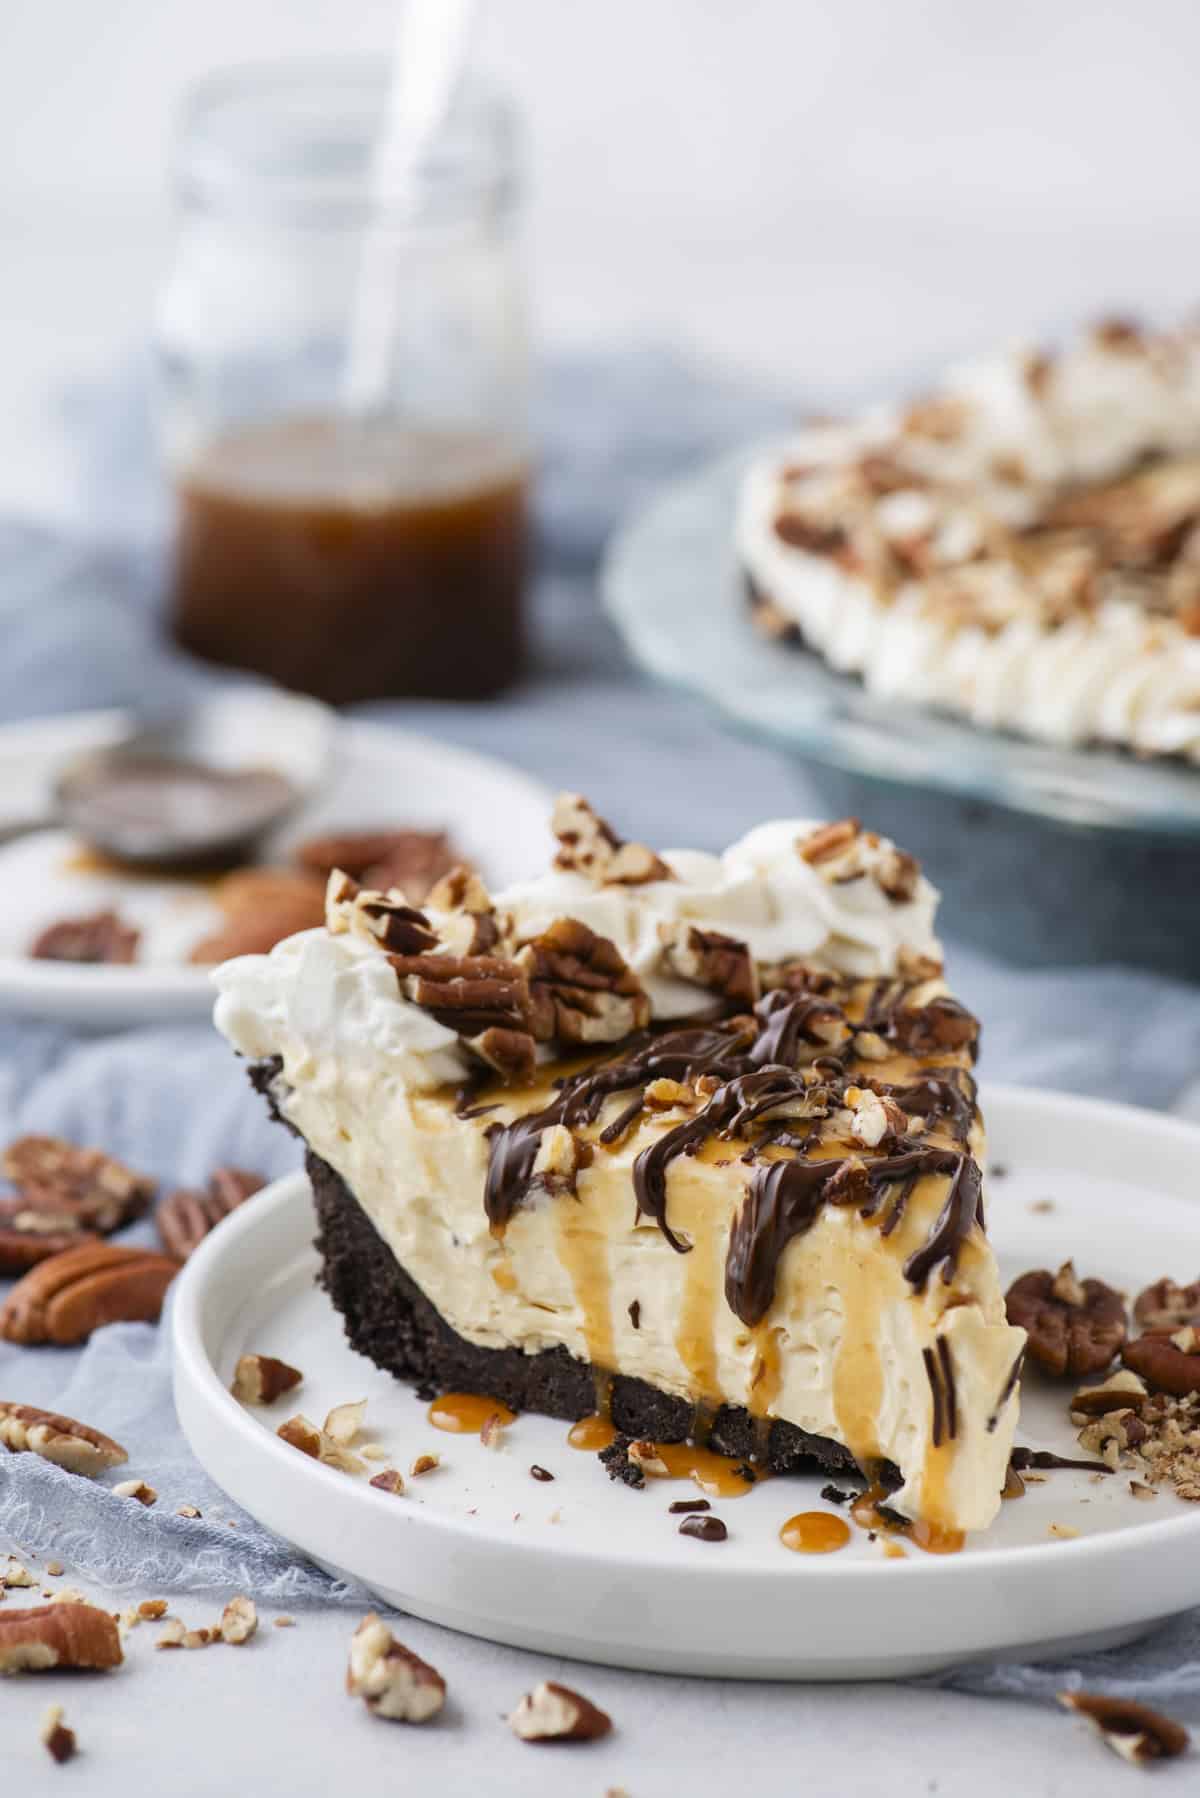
xmin=1133 ymin=1276 xmax=1200 ymax=1332
xmin=156 ymin=1167 xmax=264 ymax=1261
xmin=2 ymin=1134 xmax=155 ymax=1235
xmin=0 ymin=1242 xmax=179 ymax=1345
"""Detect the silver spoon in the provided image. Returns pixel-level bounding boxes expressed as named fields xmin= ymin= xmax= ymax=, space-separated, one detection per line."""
xmin=1 ymin=690 xmax=334 ymax=870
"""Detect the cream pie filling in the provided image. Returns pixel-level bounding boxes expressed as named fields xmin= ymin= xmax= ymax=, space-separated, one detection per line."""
xmin=215 ymin=804 xmax=1024 ymax=1533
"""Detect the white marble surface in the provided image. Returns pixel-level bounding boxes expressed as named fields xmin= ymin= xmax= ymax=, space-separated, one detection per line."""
xmin=0 ymin=1545 xmax=1193 ymax=1796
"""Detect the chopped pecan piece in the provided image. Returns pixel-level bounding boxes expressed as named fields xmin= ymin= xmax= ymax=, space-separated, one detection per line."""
xmin=347 ymin=1615 xmax=446 ymax=1723
xmin=1005 ymin=1264 xmax=1126 ymax=1377
xmin=1133 ymin=1277 xmax=1200 ymax=1332
xmin=797 ymin=819 xmax=860 ymax=865
xmin=426 ymin=865 xmax=501 ymax=955
xmin=0 ymin=1243 xmax=179 ymax=1345
xmin=390 ymin=951 xmax=531 ymax=1037
xmin=659 ymin=924 xmax=759 ymax=1008
xmin=507 ymin=1680 xmax=612 ymax=1743
xmin=551 ymin=793 xmax=671 ymax=885
xmin=325 ymin=877 xmax=439 ymax=954
xmin=2 ymin=1135 xmax=155 ymax=1235
xmin=40 ymin=1704 xmax=77 ymax=1764
xmin=156 ymin=1167 xmax=264 ymax=1260
xmin=888 ymin=995 xmax=978 ymax=1054
xmin=296 ymin=829 xmax=461 ymax=903
xmin=231 ymin=1354 xmax=303 ymax=1406
xmin=30 ymin=909 xmax=139 ymax=965
xmin=464 ymin=1027 xmax=536 ymax=1085
xmin=518 ymin=918 xmax=650 ymax=1044
xmin=1057 ymin=1691 xmax=1188 ymax=1765
xmin=0 ymin=1402 xmax=127 ymax=1476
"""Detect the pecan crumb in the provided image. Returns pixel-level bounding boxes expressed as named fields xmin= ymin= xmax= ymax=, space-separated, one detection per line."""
xmin=507 ymin=1679 xmax=612 ymax=1744
xmin=40 ymin=1704 xmax=76 ymax=1764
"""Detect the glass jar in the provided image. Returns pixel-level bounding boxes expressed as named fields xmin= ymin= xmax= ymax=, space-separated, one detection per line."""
xmin=157 ymin=61 xmax=529 ymax=703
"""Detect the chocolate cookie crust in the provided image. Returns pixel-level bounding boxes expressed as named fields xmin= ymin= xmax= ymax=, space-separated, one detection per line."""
xmin=305 ymin=1145 xmax=864 ymax=1481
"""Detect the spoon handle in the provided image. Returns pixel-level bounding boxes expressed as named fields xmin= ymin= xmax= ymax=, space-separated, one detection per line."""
xmin=0 ymin=814 xmax=60 ymax=849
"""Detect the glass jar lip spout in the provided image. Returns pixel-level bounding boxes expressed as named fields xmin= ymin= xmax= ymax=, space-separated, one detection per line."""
xmin=176 ymin=57 xmax=520 ymax=227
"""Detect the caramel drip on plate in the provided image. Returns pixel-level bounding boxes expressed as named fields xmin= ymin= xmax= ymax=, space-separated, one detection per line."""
xmin=554 ymin=1194 xmax=614 ymax=1371
xmin=567 ymin=1414 xmax=616 ymax=1451
xmin=427 ymin=1393 xmax=517 ymax=1433
xmin=779 ymin=1511 xmax=852 ymax=1554
xmin=648 ymin=1442 xmax=765 ymax=1499
xmin=850 ymin=1484 xmax=965 ymax=1556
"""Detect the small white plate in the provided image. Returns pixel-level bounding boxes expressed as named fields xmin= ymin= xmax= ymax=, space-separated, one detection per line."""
xmin=0 ymin=710 xmax=551 ymax=1028
xmin=174 ymin=1084 xmax=1200 ymax=1681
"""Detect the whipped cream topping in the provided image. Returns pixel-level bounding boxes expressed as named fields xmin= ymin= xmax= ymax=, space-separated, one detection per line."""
xmin=214 ymin=816 xmax=942 ymax=1086
xmin=738 ymin=319 xmax=1200 ymax=759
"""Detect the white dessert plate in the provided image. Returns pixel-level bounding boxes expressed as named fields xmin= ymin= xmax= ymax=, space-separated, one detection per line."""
xmin=174 ymin=1083 xmax=1200 ymax=1681
xmin=0 ymin=709 xmax=551 ymax=1028
xmin=603 ymin=452 xmax=1200 ymax=837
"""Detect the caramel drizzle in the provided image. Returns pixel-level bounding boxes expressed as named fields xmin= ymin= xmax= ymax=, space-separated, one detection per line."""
xmin=482 ymin=986 xmax=982 ymax=1318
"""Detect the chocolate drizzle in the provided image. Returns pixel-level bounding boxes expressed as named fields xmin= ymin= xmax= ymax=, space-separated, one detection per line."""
xmin=481 ymin=979 xmax=984 ymax=1316
xmin=923 ymin=1337 xmax=959 ymax=1448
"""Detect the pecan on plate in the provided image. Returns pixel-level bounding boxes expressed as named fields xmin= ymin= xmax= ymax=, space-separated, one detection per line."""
xmin=551 ymin=793 xmax=671 ymax=886
xmin=30 ymin=910 xmax=139 ymax=965
xmin=659 ymin=924 xmax=759 ymax=1009
xmin=1123 ymin=1330 xmax=1200 ymax=1398
xmin=0 ymin=1242 xmax=179 ymax=1346
xmin=1005 ymin=1263 xmax=1126 ymax=1377
xmin=296 ymin=829 xmax=461 ymax=904
xmin=1133 ymin=1277 xmax=1200 ymax=1332
xmin=518 ymin=918 xmax=650 ymax=1045
xmin=2 ymin=1135 xmax=155 ymax=1235
xmin=188 ymin=869 xmax=326 ymax=963
xmin=156 ymin=1167 xmax=263 ymax=1261
xmin=0 ymin=1402 xmax=127 ymax=1476
xmin=390 ymin=950 xmax=531 ymax=1039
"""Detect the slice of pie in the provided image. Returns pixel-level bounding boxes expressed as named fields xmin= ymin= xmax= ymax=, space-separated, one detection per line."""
xmin=737 ymin=317 xmax=1200 ymax=760
xmin=215 ymin=798 xmax=1025 ymax=1534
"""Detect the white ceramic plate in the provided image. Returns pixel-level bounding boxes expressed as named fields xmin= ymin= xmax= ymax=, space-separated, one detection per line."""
xmin=174 ymin=1084 xmax=1200 ymax=1681
xmin=0 ymin=710 xmax=551 ymax=1028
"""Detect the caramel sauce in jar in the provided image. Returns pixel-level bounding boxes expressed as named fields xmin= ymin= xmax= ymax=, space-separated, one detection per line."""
xmin=427 ymin=1393 xmax=517 ymax=1434
xmin=779 ymin=1511 xmax=852 ymax=1555
xmin=171 ymin=419 xmax=529 ymax=703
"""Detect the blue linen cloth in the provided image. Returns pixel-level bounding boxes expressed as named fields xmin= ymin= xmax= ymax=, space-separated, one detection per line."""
xmin=1 ymin=350 xmax=1200 ymax=1698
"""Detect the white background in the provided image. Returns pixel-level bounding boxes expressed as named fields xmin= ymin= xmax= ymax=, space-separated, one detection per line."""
xmin=3 ymin=0 xmax=1200 ymax=515
xmin=2 ymin=7 xmax=1199 ymax=1790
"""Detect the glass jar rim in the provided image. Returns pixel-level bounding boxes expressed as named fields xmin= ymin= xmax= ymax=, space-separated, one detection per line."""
xmin=176 ymin=57 xmax=519 ymax=225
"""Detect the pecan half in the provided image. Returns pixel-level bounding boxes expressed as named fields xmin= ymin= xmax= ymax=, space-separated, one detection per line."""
xmin=390 ymin=950 xmax=531 ymax=1037
xmin=518 ymin=918 xmax=650 ymax=1045
xmin=1058 ymin=1691 xmax=1189 ymax=1765
xmin=0 ymin=1402 xmax=127 ymax=1476
xmin=0 ymin=1243 xmax=179 ymax=1345
xmin=551 ymin=793 xmax=671 ymax=885
xmin=0 ymin=1602 xmax=123 ymax=1673
xmin=659 ymin=924 xmax=759 ymax=1009
xmin=296 ymin=829 xmax=461 ymax=903
xmin=1134 ymin=1277 xmax=1200 ymax=1332
xmin=1005 ymin=1265 xmax=1126 ymax=1377
xmin=0 ymin=1204 xmax=95 ymax=1276
xmin=2 ymin=1135 xmax=155 ymax=1235
xmin=156 ymin=1167 xmax=263 ymax=1260
xmin=30 ymin=910 xmax=139 ymax=965
xmin=1122 ymin=1332 xmax=1200 ymax=1398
